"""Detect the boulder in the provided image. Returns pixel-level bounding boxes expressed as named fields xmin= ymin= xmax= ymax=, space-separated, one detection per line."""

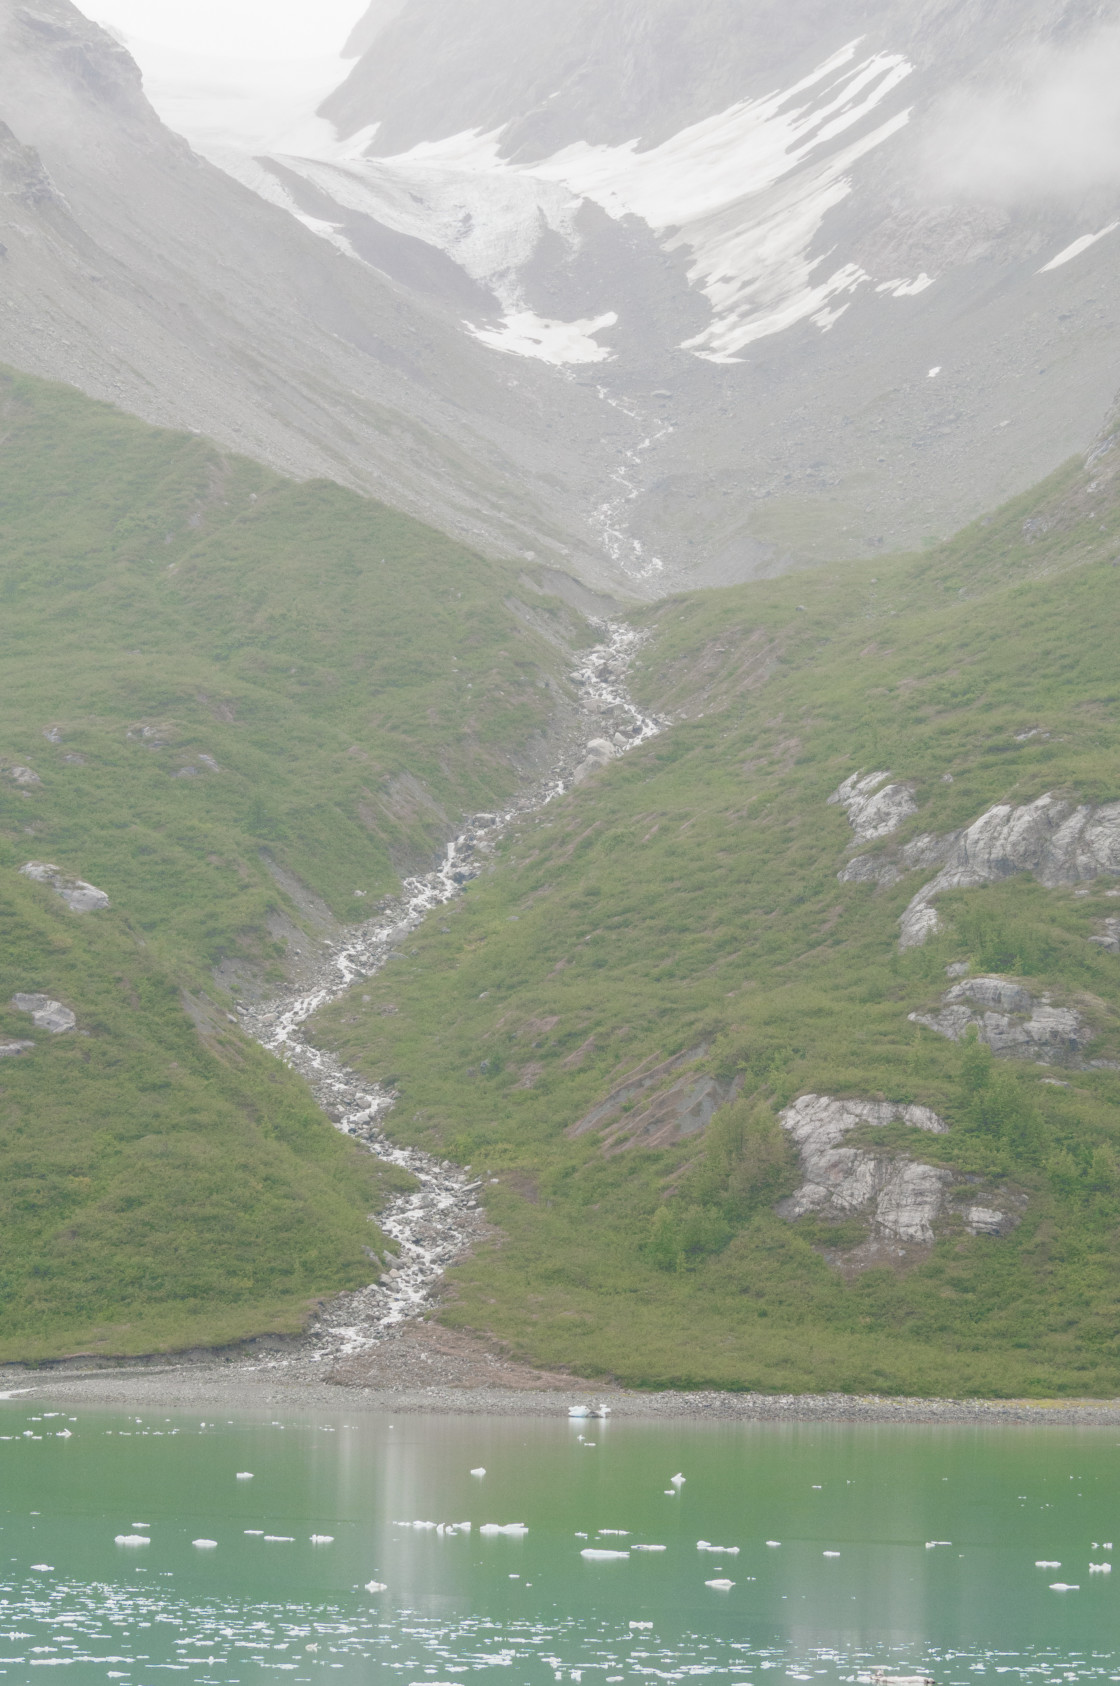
xmin=909 ymin=975 xmax=1093 ymax=1065
xmin=0 ymin=1040 xmax=35 ymax=1058
xmin=828 ymin=770 xmax=918 ymax=843
xmin=10 ymin=994 xmax=76 ymax=1034
xmin=19 ymin=862 xmax=109 ymax=912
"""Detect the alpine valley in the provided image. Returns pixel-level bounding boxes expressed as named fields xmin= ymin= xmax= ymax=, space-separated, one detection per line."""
xmin=0 ymin=0 xmax=1119 ymax=1396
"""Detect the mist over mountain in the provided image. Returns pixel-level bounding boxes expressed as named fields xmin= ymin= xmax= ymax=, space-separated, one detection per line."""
xmin=4 ymin=0 xmax=1119 ymax=592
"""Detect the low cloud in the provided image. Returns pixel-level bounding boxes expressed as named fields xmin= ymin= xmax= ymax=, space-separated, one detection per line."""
xmin=926 ymin=25 xmax=1120 ymax=204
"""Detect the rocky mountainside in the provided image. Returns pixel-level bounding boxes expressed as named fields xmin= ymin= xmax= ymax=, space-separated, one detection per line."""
xmin=123 ymin=0 xmax=1120 ymax=588
xmin=2 ymin=0 xmax=1118 ymax=594
xmin=312 ymin=422 xmax=1120 ymax=1396
xmin=0 ymin=0 xmax=627 ymax=582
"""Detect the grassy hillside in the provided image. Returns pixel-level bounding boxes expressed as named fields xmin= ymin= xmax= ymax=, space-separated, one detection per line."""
xmin=314 ymin=440 xmax=1120 ymax=1397
xmin=0 ymin=366 xmax=590 ymax=1359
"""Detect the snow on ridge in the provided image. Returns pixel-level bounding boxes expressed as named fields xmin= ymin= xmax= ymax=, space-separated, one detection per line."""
xmin=129 ymin=26 xmax=923 ymax=365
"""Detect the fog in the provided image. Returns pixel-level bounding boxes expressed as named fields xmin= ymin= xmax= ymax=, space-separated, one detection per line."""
xmin=87 ymin=0 xmax=366 ymax=58
xmin=927 ymin=24 xmax=1120 ymax=204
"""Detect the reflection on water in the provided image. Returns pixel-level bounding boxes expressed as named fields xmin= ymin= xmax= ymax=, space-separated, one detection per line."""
xmin=0 ymin=1403 xmax=1117 ymax=1682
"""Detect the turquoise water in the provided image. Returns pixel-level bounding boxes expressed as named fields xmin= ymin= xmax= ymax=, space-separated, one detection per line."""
xmin=1 ymin=1401 xmax=1118 ymax=1683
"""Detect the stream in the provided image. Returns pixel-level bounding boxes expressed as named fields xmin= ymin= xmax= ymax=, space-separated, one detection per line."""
xmin=236 ymin=623 xmax=662 ymax=1359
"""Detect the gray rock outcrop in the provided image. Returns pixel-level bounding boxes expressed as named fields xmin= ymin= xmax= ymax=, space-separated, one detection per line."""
xmin=20 ymin=862 xmax=110 ymax=912
xmin=1090 ymin=917 xmax=1120 ymax=954
xmin=909 ymin=975 xmax=1095 ymax=1065
xmin=829 ymin=771 xmax=918 ymax=843
xmin=0 ymin=1040 xmax=35 ymax=1058
xmin=8 ymin=766 xmax=42 ymax=787
xmin=11 ymin=994 xmax=76 ymax=1034
xmin=899 ymin=794 xmax=1120 ymax=947
xmin=778 ymin=1094 xmax=951 ymax=1244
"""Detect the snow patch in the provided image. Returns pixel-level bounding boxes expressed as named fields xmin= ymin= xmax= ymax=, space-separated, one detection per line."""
xmin=1039 ymin=223 xmax=1119 ymax=272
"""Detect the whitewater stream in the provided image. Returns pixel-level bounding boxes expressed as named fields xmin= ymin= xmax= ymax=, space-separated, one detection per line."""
xmin=236 ymin=624 xmax=662 ymax=1359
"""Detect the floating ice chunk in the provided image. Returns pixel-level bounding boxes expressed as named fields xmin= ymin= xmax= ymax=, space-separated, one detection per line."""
xmin=697 ymin=1541 xmax=739 ymax=1553
xmin=29 ymin=1563 xmax=53 ymax=1571
xmin=263 ymin=1535 xmax=295 ymax=1542
xmin=629 ymin=1621 xmax=653 ymax=1629
xmin=365 ymin=1580 xmax=388 ymax=1592
xmin=928 ymin=366 xmax=941 ymax=377
xmin=1050 ymin=1582 xmax=1079 ymax=1590
xmin=1090 ymin=1563 xmax=1112 ymax=1573
xmin=192 ymin=1539 xmax=218 ymax=1549
xmin=823 ymin=1550 xmax=841 ymax=1557
xmin=664 ymin=1489 xmax=677 ymax=1495
xmin=766 ymin=1540 xmax=781 ymax=1547
xmin=582 ymin=1548 xmax=629 ymax=1560
xmin=1036 ymin=1561 xmax=1062 ymax=1568
xmin=670 ymin=1473 xmax=685 ymax=1486
xmin=114 ymin=1534 xmax=150 ymax=1546
xmin=480 ymin=1523 xmax=528 ymax=1536
xmin=55 ymin=1429 xmax=71 ymax=1438
xmin=244 ymin=1529 xmax=264 ymax=1535
xmin=569 ymin=1406 xmax=592 ymax=1417
xmin=632 ymin=1543 xmax=667 ymax=1551
xmin=236 ymin=1471 xmax=254 ymax=1479
xmin=470 ymin=1467 xmax=486 ymax=1476
xmin=599 ymin=1529 xmax=630 ymax=1536
xmin=925 ymin=1540 xmax=952 ymax=1547
xmin=310 ymin=1535 xmax=334 ymax=1544
xmin=705 ymin=1577 xmax=735 ymax=1589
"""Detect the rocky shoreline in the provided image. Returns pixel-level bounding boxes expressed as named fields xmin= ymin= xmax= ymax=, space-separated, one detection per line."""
xmin=5 ymin=1330 xmax=1120 ymax=1426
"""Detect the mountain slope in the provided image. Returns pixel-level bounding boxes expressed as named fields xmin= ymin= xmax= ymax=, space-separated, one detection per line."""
xmin=313 ymin=421 xmax=1120 ymax=1396
xmin=164 ymin=0 xmax=1120 ymax=584
xmin=0 ymin=365 xmax=597 ymax=1360
xmin=0 ymin=0 xmax=625 ymax=581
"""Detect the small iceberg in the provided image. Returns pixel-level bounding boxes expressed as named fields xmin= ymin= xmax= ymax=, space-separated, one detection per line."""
xmin=114 ymin=1534 xmax=150 ymax=1546
xmin=1090 ymin=1563 xmax=1112 ymax=1573
xmin=697 ymin=1541 xmax=739 ymax=1553
xmin=235 ymin=1471 xmax=254 ymax=1480
xmin=365 ymin=1579 xmax=388 ymax=1592
xmin=670 ymin=1473 xmax=685 ymax=1487
xmin=632 ymin=1543 xmax=667 ymax=1552
xmin=480 ymin=1523 xmax=528 ymax=1536
xmin=192 ymin=1539 xmax=218 ymax=1549
xmin=1050 ymin=1582 xmax=1079 ymax=1590
xmin=263 ymin=1535 xmax=294 ymax=1542
xmin=1035 ymin=1560 xmax=1061 ymax=1568
xmin=766 ymin=1540 xmax=781 ymax=1547
xmin=470 ymin=1467 xmax=486 ymax=1477
xmin=310 ymin=1535 xmax=334 ymax=1544
xmin=582 ymin=1548 xmax=629 ymax=1560
xmin=705 ymin=1577 xmax=735 ymax=1590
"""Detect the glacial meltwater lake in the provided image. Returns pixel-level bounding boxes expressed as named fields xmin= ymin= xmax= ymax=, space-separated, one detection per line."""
xmin=1 ymin=1402 xmax=1118 ymax=1684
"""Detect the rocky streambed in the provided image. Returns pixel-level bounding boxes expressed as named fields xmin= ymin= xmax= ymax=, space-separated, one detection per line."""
xmin=236 ymin=624 xmax=662 ymax=1362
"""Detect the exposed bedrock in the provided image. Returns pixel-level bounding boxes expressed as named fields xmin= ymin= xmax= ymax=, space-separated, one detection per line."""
xmin=898 ymin=794 xmax=1120 ymax=947
xmin=908 ymin=975 xmax=1107 ymax=1068
xmin=777 ymin=1093 xmax=1021 ymax=1248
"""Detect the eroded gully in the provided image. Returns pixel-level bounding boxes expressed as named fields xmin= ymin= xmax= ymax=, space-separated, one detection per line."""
xmin=236 ymin=624 xmax=662 ymax=1362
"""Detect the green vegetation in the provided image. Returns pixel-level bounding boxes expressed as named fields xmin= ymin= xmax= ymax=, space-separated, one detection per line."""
xmin=0 ymin=366 xmax=588 ymax=1358
xmin=315 ymin=451 xmax=1120 ymax=1396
